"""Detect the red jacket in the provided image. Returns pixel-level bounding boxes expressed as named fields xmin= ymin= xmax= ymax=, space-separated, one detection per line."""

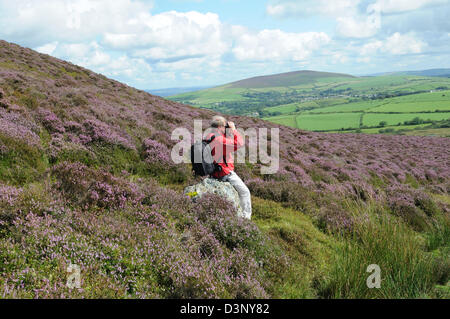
xmin=207 ymin=129 xmax=244 ymax=178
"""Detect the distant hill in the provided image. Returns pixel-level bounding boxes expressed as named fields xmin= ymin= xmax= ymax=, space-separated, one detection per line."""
xmin=227 ymin=70 xmax=355 ymax=89
xmin=146 ymin=86 xmax=212 ymax=97
xmin=368 ymin=68 xmax=450 ymax=78
xmin=400 ymin=69 xmax=450 ymax=77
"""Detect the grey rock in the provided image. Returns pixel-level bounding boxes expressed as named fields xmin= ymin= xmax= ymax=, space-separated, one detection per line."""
xmin=184 ymin=178 xmax=243 ymax=216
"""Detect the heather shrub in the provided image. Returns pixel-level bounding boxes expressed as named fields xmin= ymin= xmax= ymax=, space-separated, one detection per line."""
xmin=139 ymin=179 xmax=194 ymax=225
xmin=82 ymin=119 xmax=135 ymax=150
xmin=227 ymin=248 xmax=268 ymax=298
xmin=0 ymin=108 xmax=41 ymax=147
xmin=386 ymin=185 xmax=437 ymax=231
xmin=14 ymin=182 xmax=64 ymax=216
xmin=193 ymin=194 xmax=264 ymax=251
xmin=36 ymin=108 xmax=65 ymax=134
xmin=52 ymin=162 xmax=143 ymax=209
xmin=0 ymin=184 xmax=23 ymax=231
xmin=413 ymin=191 xmax=440 ymax=217
xmin=141 ymin=137 xmax=193 ymax=184
xmin=316 ymin=203 xmax=354 ymax=234
xmin=142 ymin=138 xmax=173 ymax=168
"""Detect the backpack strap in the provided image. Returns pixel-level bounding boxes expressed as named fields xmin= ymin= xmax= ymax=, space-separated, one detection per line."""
xmin=204 ymin=134 xmax=217 ymax=144
xmin=204 ymin=133 xmax=228 ymax=167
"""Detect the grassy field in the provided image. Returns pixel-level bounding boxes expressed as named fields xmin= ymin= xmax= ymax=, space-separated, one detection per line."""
xmin=264 ymin=114 xmax=298 ymax=128
xmin=295 ymin=113 xmax=362 ymax=131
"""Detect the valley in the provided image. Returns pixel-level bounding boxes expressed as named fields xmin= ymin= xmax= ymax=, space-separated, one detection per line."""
xmin=169 ymin=71 xmax=450 ymax=137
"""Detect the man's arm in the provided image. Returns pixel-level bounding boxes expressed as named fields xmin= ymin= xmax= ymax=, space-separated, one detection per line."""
xmin=220 ymin=122 xmax=243 ymax=151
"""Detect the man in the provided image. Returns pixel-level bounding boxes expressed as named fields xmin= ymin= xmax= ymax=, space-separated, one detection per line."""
xmin=207 ymin=116 xmax=252 ymax=220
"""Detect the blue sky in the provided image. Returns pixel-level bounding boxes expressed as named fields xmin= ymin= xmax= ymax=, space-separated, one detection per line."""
xmin=0 ymin=0 xmax=449 ymax=89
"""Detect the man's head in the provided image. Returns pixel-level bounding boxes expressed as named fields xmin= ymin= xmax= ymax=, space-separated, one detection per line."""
xmin=210 ymin=115 xmax=227 ymax=129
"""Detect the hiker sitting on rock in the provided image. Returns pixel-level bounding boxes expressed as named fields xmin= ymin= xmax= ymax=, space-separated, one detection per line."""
xmin=207 ymin=116 xmax=252 ymax=220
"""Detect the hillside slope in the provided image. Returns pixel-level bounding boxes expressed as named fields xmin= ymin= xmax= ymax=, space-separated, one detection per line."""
xmin=0 ymin=40 xmax=449 ymax=298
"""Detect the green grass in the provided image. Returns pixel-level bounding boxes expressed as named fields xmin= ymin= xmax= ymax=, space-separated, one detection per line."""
xmin=296 ymin=113 xmax=362 ymax=131
xmin=253 ymin=195 xmax=450 ymax=299
xmin=172 ymin=87 xmax=248 ymax=105
xmin=263 ymin=103 xmax=300 ymax=114
xmin=0 ymin=133 xmax=48 ymax=185
xmin=252 ymin=197 xmax=331 ymax=298
xmin=318 ymin=210 xmax=447 ymax=298
xmin=263 ymin=114 xmax=298 ymax=128
xmin=369 ymin=90 xmax=450 ymax=113
xmin=307 ymin=99 xmax=386 ymax=113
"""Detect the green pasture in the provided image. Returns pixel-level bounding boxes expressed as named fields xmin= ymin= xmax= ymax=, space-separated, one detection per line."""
xmin=263 ymin=114 xmax=298 ymax=128
xmin=296 ymin=113 xmax=362 ymax=131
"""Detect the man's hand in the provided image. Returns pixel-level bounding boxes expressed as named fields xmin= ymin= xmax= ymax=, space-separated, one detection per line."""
xmin=227 ymin=121 xmax=236 ymax=130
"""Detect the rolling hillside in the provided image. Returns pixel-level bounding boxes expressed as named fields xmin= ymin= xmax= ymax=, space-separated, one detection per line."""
xmin=0 ymin=40 xmax=449 ymax=299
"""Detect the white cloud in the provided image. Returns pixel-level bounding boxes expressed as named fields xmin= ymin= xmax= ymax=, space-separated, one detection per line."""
xmin=0 ymin=0 xmax=153 ymax=45
xmin=35 ymin=42 xmax=58 ymax=55
xmin=360 ymin=33 xmax=426 ymax=55
xmin=267 ymin=0 xmax=381 ymax=38
xmin=360 ymin=40 xmax=383 ymax=55
xmin=368 ymin=0 xmax=449 ymax=14
xmin=336 ymin=12 xmax=381 ymax=38
xmin=267 ymin=0 xmax=362 ymax=18
xmin=104 ymin=11 xmax=230 ymax=61
xmin=268 ymin=0 xmax=449 ymax=39
xmin=232 ymin=29 xmax=330 ymax=61
xmin=384 ymin=32 xmax=425 ymax=54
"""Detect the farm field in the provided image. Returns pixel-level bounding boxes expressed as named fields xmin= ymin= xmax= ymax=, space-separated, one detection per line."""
xmin=264 ymin=114 xmax=298 ymax=127
xmin=295 ymin=113 xmax=362 ymax=131
xmin=262 ymin=89 xmax=450 ymax=132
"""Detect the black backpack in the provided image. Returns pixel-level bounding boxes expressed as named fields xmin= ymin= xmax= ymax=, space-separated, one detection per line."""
xmin=190 ymin=135 xmax=223 ymax=176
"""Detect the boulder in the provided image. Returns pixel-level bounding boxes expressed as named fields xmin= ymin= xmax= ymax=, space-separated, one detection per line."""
xmin=184 ymin=178 xmax=243 ymax=217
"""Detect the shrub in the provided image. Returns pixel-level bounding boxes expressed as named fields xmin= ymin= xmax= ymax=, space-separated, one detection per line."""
xmin=36 ymin=108 xmax=65 ymax=133
xmin=142 ymin=138 xmax=173 ymax=167
xmin=316 ymin=203 xmax=354 ymax=234
xmin=52 ymin=162 xmax=143 ymax=209
xmin=193 ymin=194 xmax=264 ymax=251
xmin=386 ymin=185 xmax=437 ymax=231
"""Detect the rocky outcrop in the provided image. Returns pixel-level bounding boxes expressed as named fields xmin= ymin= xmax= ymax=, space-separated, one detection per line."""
xmin=184 ymin=178 xmax=243 ymax=217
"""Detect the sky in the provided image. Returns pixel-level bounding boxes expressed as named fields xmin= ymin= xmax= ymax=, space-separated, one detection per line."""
xmin=0 ymin=0 xmax=449 ymax=89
